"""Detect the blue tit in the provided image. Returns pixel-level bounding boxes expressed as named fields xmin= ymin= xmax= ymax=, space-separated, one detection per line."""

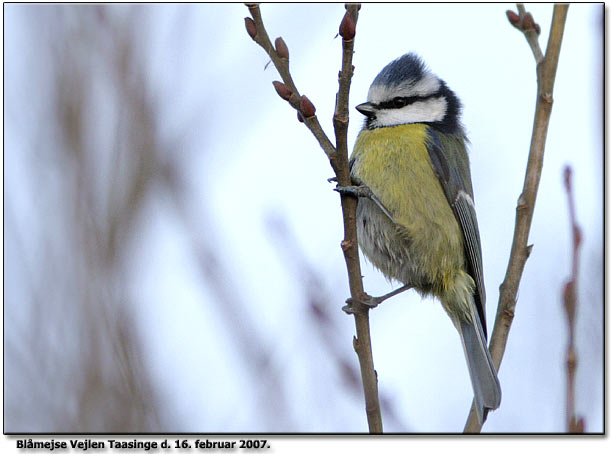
xmin=348 ymin=53 xmax=501 ymax=423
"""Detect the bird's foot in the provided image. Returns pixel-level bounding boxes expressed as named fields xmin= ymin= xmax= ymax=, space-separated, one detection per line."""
xmin=334 ymin=184 xmax=374 ymax=200
xmin=342 ymin=295 xmax=377 ymax=314
xmin=342 ymin=285 xmax=412 ymax=314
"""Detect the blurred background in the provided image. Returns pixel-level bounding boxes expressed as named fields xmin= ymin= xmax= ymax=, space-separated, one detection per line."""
xmin=3 ymin=3 xmax=603 ymax=433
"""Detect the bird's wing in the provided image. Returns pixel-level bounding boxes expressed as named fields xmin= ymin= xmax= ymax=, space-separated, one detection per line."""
xmin=425 ymin=130 xmax=487 ymax=336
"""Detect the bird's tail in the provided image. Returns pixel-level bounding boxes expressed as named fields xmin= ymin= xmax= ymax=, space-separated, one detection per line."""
xmin=456 ymin=313 xmax=501 ymax=424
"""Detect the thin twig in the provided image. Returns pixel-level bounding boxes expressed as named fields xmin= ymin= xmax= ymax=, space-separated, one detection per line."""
xmin=332 ymin=5 xmax=382 ymax=434
xmin=464 ymin=3 xmax=569 ymax=432
xmin=517 ymin=4 xmax=544 ymax=63
xmin=562 ymin=166 xmax=585 ymax=433
xmin=245 ymin=3 xmax=383 ymax=432
xmin=247 ymin=4 xmax=336 ymax=158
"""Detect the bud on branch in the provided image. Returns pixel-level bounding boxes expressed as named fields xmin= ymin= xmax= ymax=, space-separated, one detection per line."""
xmin=506 ymin=10 xmax=520 ymax=27
xmin=272 ymin=81 xmax=292 ymax=100
xmin=244 ymin=17 xmax=257 ymax=40
xmin=275 ymin=37 xmax=289 ymax=59
xmin=506 ymin=9 xmax=541 ymax=35
xmin=339 ymin=11 xmax=356 ymax=40
xmin=522 ymin=12 xmax=536 ymax=31
xmin=300 ymin=95 xmax=316 ymax=118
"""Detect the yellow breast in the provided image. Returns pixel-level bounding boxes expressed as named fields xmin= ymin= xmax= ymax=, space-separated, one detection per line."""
xmin=351 ymin=123 xmax=465 ymax=292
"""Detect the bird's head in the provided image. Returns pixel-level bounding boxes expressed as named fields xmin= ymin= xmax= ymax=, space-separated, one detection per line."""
xmin=357 ymin=53 xmax=462 ymax=134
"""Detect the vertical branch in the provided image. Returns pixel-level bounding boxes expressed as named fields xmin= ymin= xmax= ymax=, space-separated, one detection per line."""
xmin=562 ymin=166 xmax=585 ymax=433
xmin=464 ymin=3 xmax=569 ymax=432
xmin=245 ymin=3 xmax=383 ymax=432
xmin=332 ymin=7 xmax=362 ymax=300
xmin=332 ymin=5 xmax=382 ymax=434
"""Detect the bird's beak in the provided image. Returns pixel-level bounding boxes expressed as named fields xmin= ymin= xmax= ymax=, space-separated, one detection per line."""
xmin=355 ymin=102 xmax=376 ymax=117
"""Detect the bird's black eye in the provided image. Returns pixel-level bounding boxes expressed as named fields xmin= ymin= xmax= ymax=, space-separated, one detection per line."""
xmin=392 ymin=97 xmax=408 ymax=108
xmin=378 ymin=96 xmax=421 ymax=110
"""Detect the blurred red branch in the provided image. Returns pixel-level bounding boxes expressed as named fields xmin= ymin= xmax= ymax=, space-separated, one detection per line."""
xmin=562 ymin=166 xmax=585 ymax=433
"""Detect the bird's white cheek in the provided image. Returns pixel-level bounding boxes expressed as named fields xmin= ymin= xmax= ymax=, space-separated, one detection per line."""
xmin=374 ymin=98 xmax=448 ymax=127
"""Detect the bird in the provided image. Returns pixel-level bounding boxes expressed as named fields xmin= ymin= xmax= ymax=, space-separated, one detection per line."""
xmin=340 ymin=52 xmax=501 ymax=424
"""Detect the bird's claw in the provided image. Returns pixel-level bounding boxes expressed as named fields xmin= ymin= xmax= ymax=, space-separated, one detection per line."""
xmin=342 ymin=285 xmax=412 ymax=315
xmin=334 ymin=185 xmax=372 ymax=199
xmin=342 ymin=295 xmax=379 ymax=315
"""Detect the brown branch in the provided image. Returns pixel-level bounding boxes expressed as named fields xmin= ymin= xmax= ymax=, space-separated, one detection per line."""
xmin=245 ymin=3 xmax=383 ymax=433
xmin=464 ymin=3 xmax=569 ymax=432
xmin=333 ymin=5 xmax=382 ymax=434
xmin=246 ymin=4 xmax=335 ymax=158
xmin=516 ymin=4 xmax=544 ymax=63
xmin=265 ymin=213 xmax=408 ymax=431
xmin=562 ymin=166 xmax=585 ymax=433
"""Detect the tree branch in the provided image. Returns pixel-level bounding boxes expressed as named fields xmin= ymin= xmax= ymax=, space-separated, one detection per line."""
xmin=334 ymin=5 xmax=383 ymax=434
xmin=562 ymin=166 xmax=585 ymax=433
xmin=245 ymin=3 xmax=383 ymax=433
xmin=464 ymin=3 xmax=569 ymax=432
xmin=246 ymin=4 xmax=336 ymax=158
xmin=516 ymin=4 xmax=544 ymax=63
